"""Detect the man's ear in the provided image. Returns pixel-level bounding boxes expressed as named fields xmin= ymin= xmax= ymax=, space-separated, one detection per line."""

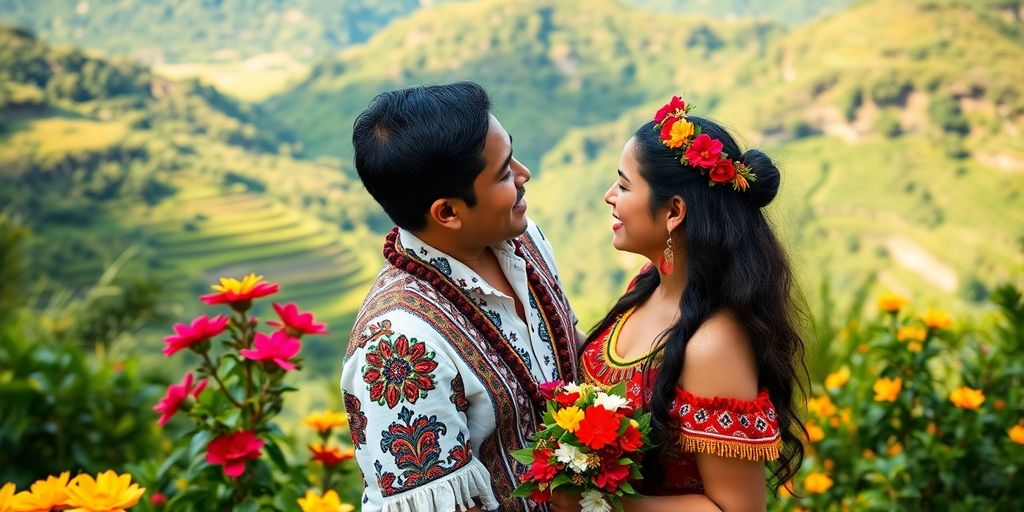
xmin=666 ymin=195 xmax=686 ymax=233
xmin=428 ymin=198 xmax=464 ymax=230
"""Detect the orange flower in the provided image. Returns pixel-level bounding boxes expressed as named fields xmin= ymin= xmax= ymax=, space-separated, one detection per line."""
xmin=907 ymin=341 xmax=923 ymax=353
xmin=863 ymin=449 xmax=875 ymax=460
xmin=994 ymin=399 xmax=1006 ymax=411
xmin=823 ymin=459 xmax=834 ymax=470
xmin=12 ymin=471 xmax=70 ymax=511
xmin=806 ymin=394 xmax=836 ymax=418
xmin=877 ymin=293 xmax=907 ymax=314
xmin=1009 ymin=425 xmax=1024 ymax=445
xmin=303 ymin=411 xmax=349 ymax=432
xmin=824 ymin=367 xmax=850 ymax=390
xmin=873 ymin=377 xmax=902 ymax=402
xmin=806 ymin=421 xmax=825 ymax=443
xmin=779 ymin=481 xmax=795 ymax=497
xmin=64 ymin=470 xmax=145 ymax=512
xmin=663 ymin=118 xmax=694 ymax=149
xmin=1 ymin=483 xmax=18 ymax=512
xmin=920 ymin=308 xmax=953 ymax=329
xmin=308 ymin=444 xmax=355 ymax=466
xmin=803 ymin=472 xmax=833 ymax=494
xmin=897 ymin=326 xmax=926 ymax=343
xmin=949 ymin=386 xmax=985 ymax=409
xmin=887 ymin=442 xmax=902 ymax=456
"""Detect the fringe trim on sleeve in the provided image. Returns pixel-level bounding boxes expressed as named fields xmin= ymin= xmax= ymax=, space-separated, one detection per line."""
xmin=380 ymin=458 xmax=500 ymax=512
xmin=679 ymin=433 xmax=782 ymax=462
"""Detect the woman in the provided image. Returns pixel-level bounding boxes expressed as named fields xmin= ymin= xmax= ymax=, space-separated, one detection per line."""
xmin=553 ymin=97 xmax=806 ymax=511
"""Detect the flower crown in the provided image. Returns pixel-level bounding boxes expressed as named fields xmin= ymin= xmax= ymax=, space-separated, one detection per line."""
xmin=653 ymin=96 xmax=755 ymax=192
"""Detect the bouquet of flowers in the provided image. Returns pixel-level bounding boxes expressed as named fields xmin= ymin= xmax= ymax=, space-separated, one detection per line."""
xmin=512 ymin=380 xmax=652 ymax=512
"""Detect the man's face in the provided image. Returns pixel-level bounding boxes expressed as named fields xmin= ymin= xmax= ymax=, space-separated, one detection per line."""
xmin=458 ymin=114 xmax=531 ymax=245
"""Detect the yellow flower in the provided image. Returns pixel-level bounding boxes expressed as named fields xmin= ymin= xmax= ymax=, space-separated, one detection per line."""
xmin=212 ymin=273 xmax=265 ymax=294
xmin=1009 ymin=425 xmax=1024 ymax=445
xmin=64 ymin=471 xmax=144 ymax=512
xmin=949 ymin=386 xmax=985 ymax=409
xmin=303 ymin=411 xmax=349 ymax=432
xmin=1 ymin=483 xmax=18 ymax=512
xmin=779 ymin=480 xmax=795 ymax=497
xmin=877 ymin=293 xmax=907 ymax=314
xmin=12 ymin=471 xmax=70 ymax=511
xmin=824 ymin=366 xmax=850 ymax=390
xmin=873 ymin=377 xmax=902 ymax=402
xmin=552 ymin=406 xmax=586 ymax=433
xmin=920 ymin=308 xmax=953 ymax=329
xmin=907 ymin=341 xmax=923 ymax=353
xmin=897 ymin=326 xmax=926 ymax=343
xmin=803 ymin=472 xmax=833 ymax=494
xmin=664 ymin=119 xmax=695 ymax=148
xmin=806 ymin=421 xmax=825 ymax=443
xmin=297 ymin=489 xmax=354 ymax=512
xmin=806 ymin=394 xmax=836 ymax=418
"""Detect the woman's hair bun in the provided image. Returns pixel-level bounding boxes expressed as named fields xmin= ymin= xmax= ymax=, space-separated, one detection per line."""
xmin=740 ymin=149 xmax=781 ymax=208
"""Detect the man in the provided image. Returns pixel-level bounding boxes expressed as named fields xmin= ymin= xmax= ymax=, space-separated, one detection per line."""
xmin=341 ymin=81 xmax=579 ymax=512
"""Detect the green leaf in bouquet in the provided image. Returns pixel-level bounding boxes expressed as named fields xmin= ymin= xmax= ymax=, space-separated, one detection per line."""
xmin=511 ymin=447 xmax=537 ymax=465
xmin=620 ymin=481 xmax=637 ymax=495
xmin=511 ymin=481 xmax=538 ymax=498
xmin=611 ymin=496 xmax=626 ymax=512
xmin=549 ymin=473 xmax=571 ymax=490
xmin=608 ymin=380 xmax=628 ymax=397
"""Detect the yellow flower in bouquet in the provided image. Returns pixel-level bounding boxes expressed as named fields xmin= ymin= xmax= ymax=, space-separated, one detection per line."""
xmin=553 ymin=406 xmax=586 ymax=433
xmin=64 ymin=470 xmax=145 ymax=512
xmin=949 ymin=386 xmax=985 ymax=409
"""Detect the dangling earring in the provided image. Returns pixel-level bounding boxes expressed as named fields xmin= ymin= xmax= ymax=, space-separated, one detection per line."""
xmin=659 ymin=235 xmax=674 ymax=275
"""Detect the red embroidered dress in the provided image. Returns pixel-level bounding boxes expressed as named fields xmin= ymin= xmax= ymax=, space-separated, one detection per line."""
xmin=580 ymin=305 xmax=781 ymax=495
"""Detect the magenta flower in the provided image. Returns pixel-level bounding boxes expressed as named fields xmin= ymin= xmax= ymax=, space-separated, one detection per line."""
xmin=206 ymin=430 xmax=264 ymax=478
xmin=240 ymin=331 xmax=301 ymax=371
xmin=539 ymin=380 xmax=565 ymax=400
xmin=163 ymin=314 xmax=230 ymax=357
xmin=684 ymin=133 xmax=723 ymax=168
xmin=267 ymin=302 xmax=329 ymax=336
xmin=153 ymin=372 xmax=207 ymax=426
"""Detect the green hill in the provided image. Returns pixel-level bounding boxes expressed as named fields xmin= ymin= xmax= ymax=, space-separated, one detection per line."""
xmin=264 ymin=0 xmax=779 ymax=170
xmin=527 ymin=0 xmax=1024 ymax=325
xmin=0 ymin=27 xmax=384 ymax=369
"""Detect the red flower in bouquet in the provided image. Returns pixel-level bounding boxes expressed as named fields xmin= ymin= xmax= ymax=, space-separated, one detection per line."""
xmin=619 ymin=423 xmax=643 ymax=452
xmin=530 ymin=487 xmax=552 ymax=504
xmin=163 ymin=314 xmax=229 ymax=357
xmin=555 ymin=391 xmax=581 ymax=408
xmin=576 ymin=406 xmax=621 ymax=450
xmin=592 ymin=460 xmax=631 ymax=492
xmin=206 ymin=430 xmax=264 ymax=477
xmin=684 ymin=133 xmax=723 ymax=168
xmin=539 ymin=380 xmax=565 ymax=400
xmin=528 ymin=448 xmax=561 ymax=482
xmin=200 ymin=274 xmax=279 ymax=307
xmin=268 ymin=302 xmax=329 ymax=336
xmin=153 ymin=372 xmax=208 ymax=426
xmin=240 ymin=331 xmax=301 ymax=371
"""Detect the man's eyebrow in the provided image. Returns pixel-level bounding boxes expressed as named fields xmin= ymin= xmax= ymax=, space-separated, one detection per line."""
xmin=618 ymin=169 xmax=631 ymax=182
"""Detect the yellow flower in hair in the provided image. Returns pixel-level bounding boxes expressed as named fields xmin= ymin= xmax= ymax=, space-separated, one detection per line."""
xmin=664 ymin=119 xmax=694 ymax=149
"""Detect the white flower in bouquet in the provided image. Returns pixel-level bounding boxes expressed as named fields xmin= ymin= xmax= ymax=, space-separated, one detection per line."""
xmin=593 ymin=391 xmax=630 ymax=412
xmin=580 ymin=489 xmax=613 ymax=512
xmin=554 ymin=442 xmax=590 ymax=473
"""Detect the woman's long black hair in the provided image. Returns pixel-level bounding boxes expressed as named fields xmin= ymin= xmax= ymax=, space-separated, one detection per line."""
xmin=583 ymin=116 xmax=807 ymax=492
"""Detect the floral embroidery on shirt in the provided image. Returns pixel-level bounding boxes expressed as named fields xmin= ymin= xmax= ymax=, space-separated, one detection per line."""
xmin=362 ymin=335 xmax=439 ymax=408
xmin=450 ymin=374 xmax=470 ymax=412
xmin=344 ymin=392 xmax=368 ymax=448
xmin=429 ymin=257 xmax=452 ymax=276
xmin=375 ymin=407 xmax=471 ymax=497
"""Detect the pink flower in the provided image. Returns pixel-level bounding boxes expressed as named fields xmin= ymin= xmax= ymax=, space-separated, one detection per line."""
xmin=206 ymin=430 xmax=264 ymax=478
xmin=240 ymin=331 xmax=301 ymax=371
xmin=684 ymin=133 xmax=723 ymax=168
xmin=150 ymin=492 xmax=167 ymax=506
xmin=267 ymin=303 xmax=329 ymax=336
xmin=539 ymin=380 xmax=565 ymax=400
xmin=163 ymin=315 xmax=230 ymax=357
xmin=200 ymin=274 xmax=279 ymax=306
xmin=153 ymin=372 xmax=208 ymax=426
xmin=654 ymin=96 xmax=687 ymax=124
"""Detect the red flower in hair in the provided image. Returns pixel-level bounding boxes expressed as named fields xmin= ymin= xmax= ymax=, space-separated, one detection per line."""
xmin=654 ymin=96 xmax=687 ymax=124
xmin=709 ymin=159 xmax=736 ymax=184
xmin=659 ymin=116 xmax=678 ymax=140
xmin=684 ymin=134 xmax=723 ymax=168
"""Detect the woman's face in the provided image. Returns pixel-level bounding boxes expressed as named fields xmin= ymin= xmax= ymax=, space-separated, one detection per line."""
xmin=604 ymin=137 xmax=669 ymax=261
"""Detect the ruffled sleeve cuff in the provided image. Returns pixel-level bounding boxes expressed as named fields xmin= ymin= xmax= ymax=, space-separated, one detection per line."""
xmin=672 ymin=387 xmax=781 ymax=461
xmin=380 ymin=457 xmax=500 ymax=512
